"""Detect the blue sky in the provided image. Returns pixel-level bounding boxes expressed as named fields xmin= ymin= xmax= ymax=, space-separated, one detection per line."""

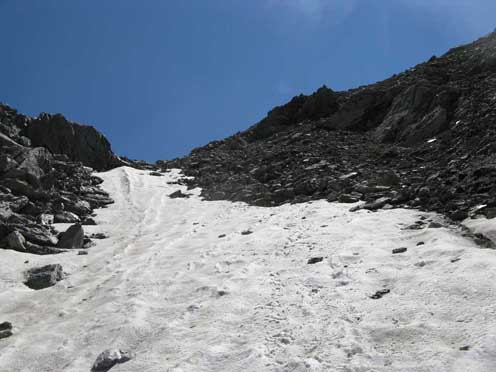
xmin=1 ymin=0 xmax=495 ymax=161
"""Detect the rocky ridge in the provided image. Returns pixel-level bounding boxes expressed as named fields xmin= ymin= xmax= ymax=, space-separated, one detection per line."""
xmin=163 ymin=32 xmax=496 ymax=222
xmin=0 ymin=104 xmax=120 ymax=256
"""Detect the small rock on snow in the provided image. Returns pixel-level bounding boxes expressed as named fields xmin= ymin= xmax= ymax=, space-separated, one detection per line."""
xmin=307 ymin=257 xmax=324 ymax=265
xmin=370 ymin=289 xmax=390 ymax=299
xmin=91 ymin=349 xmax=133 ymax=371
xmin=0 ymin=321 xmax=13 ymax=339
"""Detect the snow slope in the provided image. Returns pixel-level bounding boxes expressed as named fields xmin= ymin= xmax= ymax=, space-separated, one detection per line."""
xmin=1 ymin=167 xmax=496 ymax=372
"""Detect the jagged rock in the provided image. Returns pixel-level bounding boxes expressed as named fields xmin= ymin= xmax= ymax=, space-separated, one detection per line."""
xmin=5 ymin=231 xmax=26 ymax=251
xmin=91 ymin=349 xmax=133 ymax=372
xmin=82 ymin=194 xmax=114 ymax=208
xmin=0 ymin=322 xmax=13 ymax=339
xmin=24 ymin=113 xmax=123 ymax=171
xmin=338 ymin=194 xmax=359 ymax=203
xmin=370 ymin=289 xmax=390 ymax=299
xmin=0 ymin=178 xmax=49 ymax=200
xmin=54 ymin=211 xmax=80 ymax=223
xmin=0 ymin=155 xmax=17 ymax=173
xmin=64 ymin=199 xmax=92 ymax=216
xmin=57 ymin=224 xmax=84 ymax=249
xmin=24 ymin=242 xmax=67 ymax=255
xmin=82 ymin=217 xmax=97 ymax=226
xmin=13 ymin=224 xmax=58 ymax=246
xmin=245 ymin=86 xmax=338 ymax=140
xmin=169 ymin=190 xmax=189 ymax=199
xmin=0 ymin=192 xmax=28 ymax=213
xmin=359 ymin=197 xmax=392 ymax=211
xmin=83 ymin=237 xmax=95 ymax=248
xmin=24 ymin=264 xmax=65 ymax=290
xmin=4 ymin=147 xmax=52 ymax=186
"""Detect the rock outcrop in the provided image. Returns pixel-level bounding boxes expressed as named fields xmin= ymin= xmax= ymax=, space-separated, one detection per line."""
xmin=163 ymin=31 xmax=496 ymax=221
xmin=24 ymin=113 xmax=124 ymax=171
xmin=0 ymin=104 xmax=115 ymax=255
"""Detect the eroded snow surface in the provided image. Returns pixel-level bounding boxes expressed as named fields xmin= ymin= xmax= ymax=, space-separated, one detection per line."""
xmin=1 ymin=167 xmax=496 ymax=372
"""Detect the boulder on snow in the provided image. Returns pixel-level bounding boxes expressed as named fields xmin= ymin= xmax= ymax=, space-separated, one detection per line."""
xmin=24 ymin=264 xmax=65 ymax=290
xmin=91 ymin=349 xmax=133 ymax=372
xmin=169 ymin=190 xmax=189 ymax=198
xmin=57 ymin=223 xmax=84 ymax=249
xmin=0 ymin=321 xmax=13 ymax=339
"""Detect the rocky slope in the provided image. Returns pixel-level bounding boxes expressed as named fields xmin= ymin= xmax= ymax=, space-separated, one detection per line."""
xmin=0 ymin=104 xmax=119 ymax=255
xmin=164 ymin=32 xmax=496 ymax=222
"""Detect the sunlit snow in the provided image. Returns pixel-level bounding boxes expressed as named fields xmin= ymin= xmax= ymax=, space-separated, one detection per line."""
xmin=1 ymin=167 xmax=496 ymax=372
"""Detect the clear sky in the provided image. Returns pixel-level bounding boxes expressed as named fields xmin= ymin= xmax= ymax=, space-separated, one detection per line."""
xmin=1 ymin=0 xmax=495 ymax=161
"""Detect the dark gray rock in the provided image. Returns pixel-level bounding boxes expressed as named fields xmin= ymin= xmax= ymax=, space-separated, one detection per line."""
xmin=0 ymin=192 xmax=28 ymax=213
xmin=24 ymin=264 xmax=65 ymax=290
xmin=82 ymin=217 xmax=97 ymax=226
xmin=370 ymin=289 xmax=390 ymax=299
xmin=13 ymin=224 xmax=58 ymax=246
xmin=0 ymin=178 xmax=49 ymax=201
xmin=64 ymin=199 xmax=92 ymax=216
xmin=91 ymin=349 xmax=133 ymax=372
xmin=338 ymin=194 xmax=359 ymax=203
xmin=307 ymin=257 xmax=324 ymax=264
xmin=0 ymin=155 xmax=17 ymax=173
xmin=392 ymin=247 xmax=408 ymax=254
xmin=0 ymin=321 xmax=13 ymax=339
xmin=360 ymin=197 xmax=392 ymax=211
xmin=24 ymin=241 xmax=67 ymax=255
xmin=83 ymin=237 xmax=95 ymax=249
xmin=57 ymin=224 xmax=84 ymax=249
xmin=5 ymin=147 xmax=52 ymax=186
xmin=24 ymin=113 xmax=124 ymax=171
xmin=5 ymin=231 xmax=26 ymax=251
xmin=169 ymin=190 xmax=189 ymax=199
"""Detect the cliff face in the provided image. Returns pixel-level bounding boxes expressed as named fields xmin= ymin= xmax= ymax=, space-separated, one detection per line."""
xmin=23 ymin=113 xmax=124 ymax=172
xmin=164 ymin=32 xmax=496 ymax=221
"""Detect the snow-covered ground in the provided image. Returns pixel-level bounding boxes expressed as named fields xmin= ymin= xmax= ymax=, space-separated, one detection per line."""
xmin=1 ymin=167 xmax=496 ymax=372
